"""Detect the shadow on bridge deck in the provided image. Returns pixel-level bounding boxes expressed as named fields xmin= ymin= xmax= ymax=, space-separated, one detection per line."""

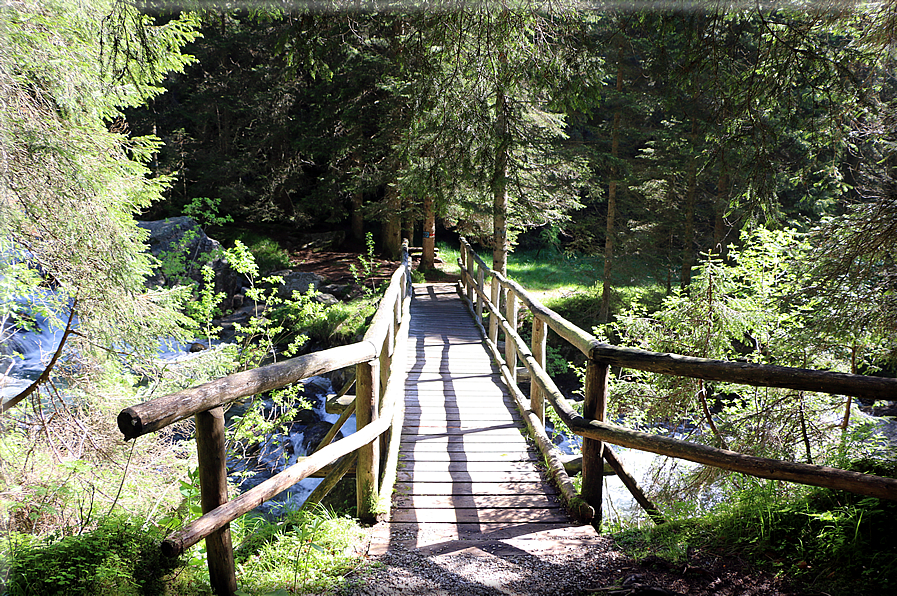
xmin=369 ymin=283 xmax=599 ymax=557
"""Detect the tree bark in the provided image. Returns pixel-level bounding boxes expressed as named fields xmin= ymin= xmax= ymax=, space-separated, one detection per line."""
xmin=195 ymin=407 xmax=236 ymax=596
xmin=381 ymin=183 xmax=403 ymax=260
xmin=420 ymin=195 xmax=436 ymax=270
xmin=492 ymin=87 xmax=509 ymax=277
xmin=600 ymin=43 xmax=624 ymax=323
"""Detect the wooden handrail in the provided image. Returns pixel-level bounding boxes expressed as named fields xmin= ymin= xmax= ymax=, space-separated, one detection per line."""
xmin=587 ymin=342 xmax=897 ymax=400
xmin=162 ymin=387 xmax=399 ymax=557
xmin=117 ymin=343 xmax=376 ymax=440
xmin=459 ymin=238 xmax=897 ymax=400
xmin=457 ymin=237 xmax=897 ymax=530
xmin=118 ymin=242 xmax=412 ymax=596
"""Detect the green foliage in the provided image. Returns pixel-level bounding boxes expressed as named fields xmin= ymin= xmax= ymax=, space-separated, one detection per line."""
xmin=216 ymin=230 xmax=293 ymax=275
xmin=349 ymin=232 xmax=378 ymax=295
xmin=182 ymin=197 xmax=233 ymax=229
xmin=606 ymin=227 xmax=894 ymax=503
xmin=231 ymin=506 xmax=365 ymax=595
xmin=0 ymin=0 xmax=200 ymax=358
xmin=4 ymin=516 xmax=182 ymax=596
xmin=615 ymin=470 xmax=897 ymax=596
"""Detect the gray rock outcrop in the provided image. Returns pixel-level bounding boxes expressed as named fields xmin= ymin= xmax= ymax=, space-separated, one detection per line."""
xmin=139 ymin=216 xmax=243 ymax=302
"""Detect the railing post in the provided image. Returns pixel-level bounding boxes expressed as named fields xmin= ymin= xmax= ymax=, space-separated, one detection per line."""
xmin=489 ymin=275 xmax=500 ymax=345
xmin=194 ymin=407 xmax=237 ymax=596
xmin=356 ymin=359 xmax=380 ymax=523
xmin=582 ymin=358 xmax=609 ymax=530
xmin=505 ymin=289 xmax=518 ymax=384
xmin=530 ymin=316 xmax=546 ymax=423
xmin=464 ymin=244 xmax=475 ymax=305
xmin=476 ymin=263 xmax=485 ymax=323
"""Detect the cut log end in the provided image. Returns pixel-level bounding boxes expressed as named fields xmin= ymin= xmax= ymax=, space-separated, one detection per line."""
xmin=161 ymin=538 xmax=182 ymax=559
xmin=117 ymin=408 xmax=142 ymax=440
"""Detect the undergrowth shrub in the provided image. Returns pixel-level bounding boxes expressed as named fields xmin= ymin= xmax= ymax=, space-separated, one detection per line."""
xmin=232 ymin=506 xmax=365 ymax=595
xmin=4 ymin=516 xmax=182 ymax=596
xmin=614 ymin=463 xmax=897 ymax=596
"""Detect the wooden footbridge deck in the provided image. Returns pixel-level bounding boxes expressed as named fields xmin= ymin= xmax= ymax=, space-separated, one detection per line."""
xmin=118 ymin=241 xmax=897 ymax=594
xmin=370 ymin=283 xmax=598 ymax=554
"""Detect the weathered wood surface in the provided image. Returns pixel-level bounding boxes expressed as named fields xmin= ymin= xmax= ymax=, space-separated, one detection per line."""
xmin=118 ymin=343 xmax=375 ymax=440
xmin=375 ymin=283 xmax=598 ymax=553
xmin=588 ymin=342 xmax=897 ymax=400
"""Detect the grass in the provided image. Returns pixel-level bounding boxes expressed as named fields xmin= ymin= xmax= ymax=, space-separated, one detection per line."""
xmin=437 ymin=240 xmax=667 ymax=317
xmin=215 ymin=228 xmax=293 ymax=274
xmin=612 ymin=467 xmax=897 ymax=596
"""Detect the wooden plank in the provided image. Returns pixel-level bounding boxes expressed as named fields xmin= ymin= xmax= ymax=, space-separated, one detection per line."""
xmin=400 ymin=439 xmax=531 ymax=450
xmin=403 ymin=414 xmax=521 ymax=424
xmin=387 ymin=283 xmax=580 ymax=545
xmin=395 ymin=481 xmax=558 ymax=496
xmin=398 ymin=449 xmax=537 ymax=460
xmin=399 ymin=461 xmax=542 ymax=473
xmin=396 ymin=470 xmax=545 ymax=483
xmin=400 ymin=426 xmax=524 ymax=436
xmin=391 ymin=508 xmax=570 ymax=524
xmin=393 ymin=494 xmax=560 ymax=509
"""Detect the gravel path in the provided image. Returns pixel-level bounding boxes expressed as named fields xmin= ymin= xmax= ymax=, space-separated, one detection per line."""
xmin=337 ymin=526 xmax=802 ymax=596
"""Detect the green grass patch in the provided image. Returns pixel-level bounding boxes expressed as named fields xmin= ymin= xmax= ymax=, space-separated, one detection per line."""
xmin=434 ymin=242 xmax=462 ymax=276
xmin=217 ymin=229 xmax=292 ymax=274
xmin=230 ymin=507 xmax=365 ymax=595
xmin=4 ymin=516 xmax=181 ymax=596
xmin=612 ymin=467 xmax=897 ymax=596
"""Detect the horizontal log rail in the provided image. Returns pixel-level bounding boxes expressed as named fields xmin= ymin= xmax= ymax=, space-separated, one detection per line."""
xmin=117 ymin=343 xmax=376 ymax=440
xmin=458 ymin=238 xmax=897 ymax=529
xmin=118 ymin=243 xmax=412 ymax=596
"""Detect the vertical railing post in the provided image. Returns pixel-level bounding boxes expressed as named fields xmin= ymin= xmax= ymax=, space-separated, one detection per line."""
xmin=530 ymin=316 xmax=546 ymax=423
xmin=505 ymin=289 xmax=518 ymax=384
xmin=194 ymin=407 xmax=236 ymax=596
xmin=465 ymin=244 xmax=476 ymax=305
xmin=476 ymin=262 xmax=485 ymax=323
xmin=582 ymin=358 xmax=609 ymax=530
xmin=489 ymin=276 xmax=500 ymax=345
xmin=356 ymin=359 xmax=380 ymax=523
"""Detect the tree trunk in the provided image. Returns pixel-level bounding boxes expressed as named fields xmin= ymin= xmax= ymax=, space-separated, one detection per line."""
xmin=421 ymin=195 xmax=436 ymax=270
xmin=713 ymin=148 xmax=730 ymax=258
xmin=492 ymin=87 xmax=509 ymax=277
xmin=681 ymin=119 xmax=698 ymax=288
xmin=381 ymin=183 xmax=403 ymax=260
xmin=600 ymin=43 xmax=624 ymax=323
xmin=351 ymin=190 xmax=364 ymax=243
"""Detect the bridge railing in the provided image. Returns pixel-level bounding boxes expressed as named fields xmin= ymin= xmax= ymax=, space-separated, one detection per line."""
xmin=457 ymin=238 xmax=897 ymax=527
xmin=116 ymin=243 xmax=412 ymax=596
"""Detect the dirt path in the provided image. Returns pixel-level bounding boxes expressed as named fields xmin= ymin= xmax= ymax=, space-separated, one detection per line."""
xmin=336 ymin=523 xmax=801 ymax=596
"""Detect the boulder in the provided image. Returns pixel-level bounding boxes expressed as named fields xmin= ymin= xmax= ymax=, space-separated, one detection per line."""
xmin=313 ymin=292 xmax=340 ymax=306
xmin=270 ymin=270 xmax=326 ymax=299
xmin=139 ymin=217 xmax=242 ymax=302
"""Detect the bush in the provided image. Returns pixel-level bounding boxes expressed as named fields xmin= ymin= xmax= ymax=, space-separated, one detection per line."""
xmin=5 ymin=516 xmax=182 ymax=596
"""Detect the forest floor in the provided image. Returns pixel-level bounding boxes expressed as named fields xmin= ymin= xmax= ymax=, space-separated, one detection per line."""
xmin=289 ymin=246 xmax=459 ymax=288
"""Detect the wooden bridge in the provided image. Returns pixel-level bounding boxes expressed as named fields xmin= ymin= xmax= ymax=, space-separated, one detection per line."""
xmin=369 ymin=282 xmax=597 ymax=555
xmin=117 ymin=240 xmax=897 ymax=595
